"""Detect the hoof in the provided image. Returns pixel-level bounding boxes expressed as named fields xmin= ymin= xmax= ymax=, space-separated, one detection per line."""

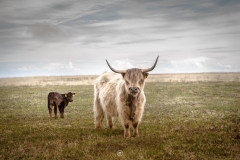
xmin=124 ymin=134 xmax=130 ymax=138
xmin=95 ymin=126 xmax=101 ymax=129
xmin=134 ymin=134 xmax=139 ymax=137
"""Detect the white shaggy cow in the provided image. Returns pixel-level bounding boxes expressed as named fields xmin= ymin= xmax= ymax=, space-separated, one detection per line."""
xmin=94 ymin=56 xmax=159 ymax=138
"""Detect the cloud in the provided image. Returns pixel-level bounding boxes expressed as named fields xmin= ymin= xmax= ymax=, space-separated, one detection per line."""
xmin=17 ymin=66 xmax=28 ymax=71
xmin=216 ymin=63 xmax=232 ymax=68
xmin=43 ymin=62 xmax=64 ymax=71
xmin=43 ymin=61 xmax=76 ymax=70
xmin=170 ymin=57 xmax=211 ymax=68
xmin=67 ymin=61 xmax=73 ymax=69
xmin=17 ymin=61 xmax=76 ymax=72
xmin=1 ymin=0 xmax=240 ymax=77
xmin=109 ymin=59 xmax=135 ymax=70
xmin=27 ymin=22 xmax=71 ymax=41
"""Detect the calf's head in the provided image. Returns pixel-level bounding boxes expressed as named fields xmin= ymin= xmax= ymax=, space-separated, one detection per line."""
xmin=65 ymin=92 xmax=76 ymax=102
xmin=106 ymin=56 xmax=159 ymax=97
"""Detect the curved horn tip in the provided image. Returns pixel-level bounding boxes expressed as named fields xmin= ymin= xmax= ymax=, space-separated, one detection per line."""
xmin=141 ymin=56 xmax=159 ymax=73
xmin=105 ymin=59 xmax=126 ymax=74
xmin=105 ymin=59 xmax=111 ymax=68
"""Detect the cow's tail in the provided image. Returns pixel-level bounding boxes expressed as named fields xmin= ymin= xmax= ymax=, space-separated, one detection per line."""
xmin=48 ymin=93 xmax=54 ymax=119
xmin=48 ymin=93 xmax=54 ymax=109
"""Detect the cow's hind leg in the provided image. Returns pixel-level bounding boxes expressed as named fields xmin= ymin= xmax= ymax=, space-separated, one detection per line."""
xmin=49 ymin=107 xmax=53 ymax=120
xmin=48 ymin=103 xmax=52 ymax=120
xmin=94 ymin=97 xmax=104 ymax=129
xmin=48 ymin=106 xmax=53 ymax=120
xmin=54 ymin=104 xmax=58 ymax=119
xmin=48 ymin=99 xmax=53 ymax=119
xmin=107 ymin=115 xmax=114 ymax=129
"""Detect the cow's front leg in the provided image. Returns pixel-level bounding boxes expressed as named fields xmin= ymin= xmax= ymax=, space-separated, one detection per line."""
xmin=133 ymin=122 xmax=139 ymax=137
xmin=124 ymin=123 xmax=130 ymax=138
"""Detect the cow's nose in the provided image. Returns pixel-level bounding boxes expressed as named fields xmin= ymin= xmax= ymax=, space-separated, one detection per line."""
xmin=129 ymin=87 xmax=139 ymax=93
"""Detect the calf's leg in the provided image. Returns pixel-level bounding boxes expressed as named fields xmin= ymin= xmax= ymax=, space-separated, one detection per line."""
xmin=49 ymin=107 xmax=53 ymax=119
xmin=48 ymin=99 xmax=53 ymax=119
xmin=59 ymin=106 xmax=64 ymax=118
xmin=54 ymin=104 xmax=58 ymax=119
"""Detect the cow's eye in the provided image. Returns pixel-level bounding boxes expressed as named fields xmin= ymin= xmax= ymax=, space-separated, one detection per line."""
xmin=139 ymin=79 xmax=144 ymax=85
xmin=126 ymin=81 xmax=130 ymax=85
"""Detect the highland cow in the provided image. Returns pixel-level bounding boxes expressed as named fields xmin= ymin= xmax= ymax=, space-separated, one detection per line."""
xmin=94 ymin=56 xmax=159 ymax=138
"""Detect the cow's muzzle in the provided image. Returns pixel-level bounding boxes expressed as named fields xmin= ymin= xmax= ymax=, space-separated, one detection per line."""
xmin=129 ymin=87 xmax=139 ymax=95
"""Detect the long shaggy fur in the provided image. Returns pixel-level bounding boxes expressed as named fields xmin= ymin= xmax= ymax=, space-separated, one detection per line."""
xmin=94 ymin=72 xmax=146 ymax=138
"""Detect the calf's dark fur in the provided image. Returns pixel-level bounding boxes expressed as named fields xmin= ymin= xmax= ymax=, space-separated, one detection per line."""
xmin=48 ymin=92 xmax=75 ymax=119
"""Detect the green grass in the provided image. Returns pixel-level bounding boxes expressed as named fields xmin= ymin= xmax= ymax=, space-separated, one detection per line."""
xmin=0 ymin=82 xmax=239 ymax=159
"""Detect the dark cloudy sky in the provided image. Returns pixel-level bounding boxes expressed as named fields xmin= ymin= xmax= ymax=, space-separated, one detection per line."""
xmin=0 ymin=0 xmax=240 ymax=77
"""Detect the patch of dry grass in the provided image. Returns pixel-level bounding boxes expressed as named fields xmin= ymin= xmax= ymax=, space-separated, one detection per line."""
xmin=147 ymin=72 xmax=240 ymax=82
xmin=1 ymin=72 xmax=240 ymax=86
xmin=0 ymin=75 xmax=98 ymax=86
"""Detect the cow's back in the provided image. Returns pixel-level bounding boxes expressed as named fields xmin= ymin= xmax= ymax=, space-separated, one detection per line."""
xmin=48 ymin=92 xmax=64 ymax=105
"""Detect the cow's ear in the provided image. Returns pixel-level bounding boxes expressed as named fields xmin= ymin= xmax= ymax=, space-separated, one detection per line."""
xmin=65 ymin=94 xmax=67 ymax=97
xmin=73 ymin=93 xmax=76 ymax=96
xmin=143 ymin=73 xmax=149 ymax=79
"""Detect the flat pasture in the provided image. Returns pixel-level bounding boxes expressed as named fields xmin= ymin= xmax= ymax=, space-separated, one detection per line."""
xmin=0 ymin=73 xmax=240 ymax=159
xmin=0 ymin=72 xmax=240 ymax=86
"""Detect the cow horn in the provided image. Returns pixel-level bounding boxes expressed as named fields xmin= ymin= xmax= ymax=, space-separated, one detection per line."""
xmin=106 ymin=60 xmax=126 ymax=74
xmin=141 ymin=56 xmax=159 ymax=73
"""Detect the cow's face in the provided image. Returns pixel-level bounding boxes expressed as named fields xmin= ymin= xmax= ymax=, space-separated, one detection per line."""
xmin=106 ymin=56 xmax=159 ymax=97
xmin=122 ymin=69 xmax=148 ymax=97
xmin=65 ymin=92 xmax=76 ymax=102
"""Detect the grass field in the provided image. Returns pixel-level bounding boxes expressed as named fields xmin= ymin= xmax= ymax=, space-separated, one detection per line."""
xmin=0 ymin=78 xmax=240 ymax=159
xmin=0 ymin=72 xmax=239 ymax=86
